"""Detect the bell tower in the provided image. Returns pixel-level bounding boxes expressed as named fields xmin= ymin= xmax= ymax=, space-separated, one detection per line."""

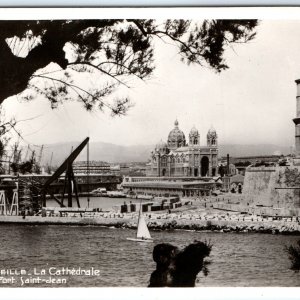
xmin=189 ymin=126 xmax=200 ymax=146
xmin=207 ymin=126 xmax=218 ymax=147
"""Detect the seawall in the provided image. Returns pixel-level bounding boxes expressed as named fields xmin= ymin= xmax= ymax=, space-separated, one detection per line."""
xmin=0 ymin=215 xmax=299 ymax=234
xmin=240 ymin=165 xmax=300 ymax=216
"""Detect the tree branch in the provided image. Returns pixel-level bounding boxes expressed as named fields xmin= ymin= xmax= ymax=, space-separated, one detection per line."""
xmin=68 ymin=62 xmax=131 ymax=88
xmin=31 ymin=74 xmax=120 ymax=113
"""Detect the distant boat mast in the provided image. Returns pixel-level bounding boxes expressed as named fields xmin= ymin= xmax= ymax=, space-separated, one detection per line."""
xmin=87 ymin=139 xmax=90 ymax=208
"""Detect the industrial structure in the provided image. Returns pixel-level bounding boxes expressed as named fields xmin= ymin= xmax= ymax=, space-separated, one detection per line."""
xmin=0 ymin=137 xmax=122 ymax=216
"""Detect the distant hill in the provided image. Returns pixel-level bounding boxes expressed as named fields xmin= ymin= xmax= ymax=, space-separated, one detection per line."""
xmin=218 ymin=144 xmax=291 ymax=158
xmin=38 ymin=141 xmax=153 ymax=167
xmin=33 ymin=141 xmax=292 ymax=167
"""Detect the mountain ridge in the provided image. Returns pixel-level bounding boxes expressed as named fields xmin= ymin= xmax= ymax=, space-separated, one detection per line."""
xmin=32 ymin=141 xmax=292 ymax=167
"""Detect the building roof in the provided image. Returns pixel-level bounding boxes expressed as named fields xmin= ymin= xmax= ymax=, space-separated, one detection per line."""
xmin=155 ymin=139 xmax=168 ymax=150
xmin=230 ymin=174 xmax=245 ymax=184
xmin=174 ymin=146 xmax=190 ymax=152
xmin=122 ymin=180 xmax=216 ymax=189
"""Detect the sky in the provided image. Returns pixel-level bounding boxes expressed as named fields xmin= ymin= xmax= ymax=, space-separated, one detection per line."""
xmin=3 ymin=19 xmax=300 ymax=149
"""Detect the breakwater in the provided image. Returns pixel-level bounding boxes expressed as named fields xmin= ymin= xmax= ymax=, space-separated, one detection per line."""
xmin=0 ymin=214 xmax=300 ymax=234
xmin=146 ymin=219 xmax=300 ymax=234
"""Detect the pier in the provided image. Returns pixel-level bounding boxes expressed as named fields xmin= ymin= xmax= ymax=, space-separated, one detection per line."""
xmin=0 ymin=197 xmax=299 ymax=234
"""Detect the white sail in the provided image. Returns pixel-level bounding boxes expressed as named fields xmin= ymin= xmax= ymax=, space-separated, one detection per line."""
xmin=136 ymin=213 xmax=152 ymax=239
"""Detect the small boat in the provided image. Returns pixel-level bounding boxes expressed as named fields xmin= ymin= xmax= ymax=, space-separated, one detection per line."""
xmin=91 ymin=188 xmax=107 ymax=196
xmin=136 ymin=194 xmax=153 ymax=200
xmin=127 ymin=205 xmax=153 ymax=243
xmin=107 ymin=191 xmax=127 ymax=198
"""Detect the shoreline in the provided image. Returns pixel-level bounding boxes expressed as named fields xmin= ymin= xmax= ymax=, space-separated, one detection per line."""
xmin=0 ymin=215 xmax=300 ymax=235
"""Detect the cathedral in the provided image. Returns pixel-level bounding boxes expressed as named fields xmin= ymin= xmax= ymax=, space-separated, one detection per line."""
xmin=146 ymin=120 xmax=219 ymax=177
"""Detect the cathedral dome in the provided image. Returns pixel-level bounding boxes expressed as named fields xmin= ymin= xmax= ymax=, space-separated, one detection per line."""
xmin=168 ymin=119 xmax=186 ymax=148
xmin=156 ymin=139 xmax=168 ymax=150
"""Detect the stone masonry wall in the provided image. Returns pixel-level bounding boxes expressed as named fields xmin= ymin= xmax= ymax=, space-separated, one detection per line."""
xmin=242 ymin=166 xmax=300 ymax=210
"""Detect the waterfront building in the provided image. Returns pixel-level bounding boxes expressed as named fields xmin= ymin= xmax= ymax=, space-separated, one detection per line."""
xmin=222 ymin=174 xmax=244 ymax=193
xmin=146 ymin=120 xmax=219 ymax=177
xmin=73 ymin=161 xmax=120 ymax=176
xmin=122 ymin=176 xmax=220 ymax=197
xmin=118 ymin=162 xmax=147 ymax=176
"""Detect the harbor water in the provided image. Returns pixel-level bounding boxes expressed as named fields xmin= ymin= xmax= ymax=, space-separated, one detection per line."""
xmin=0 ymin=196 xmax=299 ymax=287
xmin=0 ymin=225 xmax=299 ymax=287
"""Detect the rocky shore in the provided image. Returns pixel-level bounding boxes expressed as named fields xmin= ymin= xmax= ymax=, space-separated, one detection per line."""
xmin=0 ymin=211 xmax=300 ymax=234
xmin=146 ymin=218 xmax=300 ymax=234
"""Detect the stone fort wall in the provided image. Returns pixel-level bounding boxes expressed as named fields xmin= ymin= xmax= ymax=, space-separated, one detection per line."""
xmin=242 ymin=166 xmax=300 ymax=210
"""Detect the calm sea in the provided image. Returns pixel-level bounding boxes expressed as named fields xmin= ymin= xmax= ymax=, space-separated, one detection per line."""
xmin=0 ymin=196 xmax=299 ymax=287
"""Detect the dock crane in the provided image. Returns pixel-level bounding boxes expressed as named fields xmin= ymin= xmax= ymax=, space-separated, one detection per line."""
xmin=41 ymin=137 xmax=89 ymax=208
xmin=12 ymin=142 xmax=21 ymax=165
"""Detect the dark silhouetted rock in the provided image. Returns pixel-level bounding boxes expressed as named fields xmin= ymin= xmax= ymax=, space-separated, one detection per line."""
xmin=149 ymin=240 xmax=212 ymax=287
xmin=287 ymin=239 xmax=300 ymax=271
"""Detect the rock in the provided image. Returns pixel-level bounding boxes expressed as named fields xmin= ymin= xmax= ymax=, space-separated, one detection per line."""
xmin=287 ymin=239 xmax=300 ymax=271
xmin=149 ymin=241 xmax=212 ymax=287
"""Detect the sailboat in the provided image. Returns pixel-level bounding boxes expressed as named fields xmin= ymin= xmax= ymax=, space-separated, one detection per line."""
xmin=127 ymin=204 xmax=153 ymax=243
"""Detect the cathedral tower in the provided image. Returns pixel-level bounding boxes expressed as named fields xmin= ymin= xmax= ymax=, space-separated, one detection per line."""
xmin=189 ymin=126 xmax=200 ymax=146
xmin=207 ymin=126 xmax=218 ymax=147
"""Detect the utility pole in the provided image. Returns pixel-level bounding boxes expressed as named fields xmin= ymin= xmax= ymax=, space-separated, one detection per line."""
xmin=87 ymin=140 xmax=90 ymax=208
xmin=48 ymin=152 xmax=53 ymax=174
xmin=24 ymin=145 xmax=30 ymax=161
xmin=37 ymin=145 xmax=44 ymax=165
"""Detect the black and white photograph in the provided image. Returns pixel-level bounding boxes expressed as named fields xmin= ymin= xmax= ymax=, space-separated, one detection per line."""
xmin=0 ymin=7 xmax=299 ymax=290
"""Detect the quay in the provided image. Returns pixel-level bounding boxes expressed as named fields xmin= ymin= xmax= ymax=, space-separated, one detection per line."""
xmin=0 ymin=203 xmax=300 ymax=234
